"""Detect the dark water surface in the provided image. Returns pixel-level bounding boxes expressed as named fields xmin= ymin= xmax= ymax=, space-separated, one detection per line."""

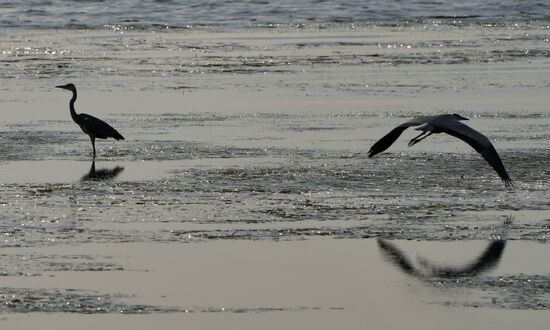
xmin=1 ymin=0 xmax=550 ymax=30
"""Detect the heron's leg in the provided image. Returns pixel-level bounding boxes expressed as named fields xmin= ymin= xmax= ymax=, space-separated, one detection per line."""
xmin=408 ymin=132 xmax=433 ymax=147
xmin=90 ymin=160 xmax=96 ymax=175
xmin=90 ymin=136 xmax=96 ymax=158
xmin=408 ymin=131 xmax=428 ymax=147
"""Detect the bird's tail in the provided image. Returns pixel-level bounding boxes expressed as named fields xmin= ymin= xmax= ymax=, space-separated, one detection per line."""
xmin=113 ymin=130 xmax=125 ymax=140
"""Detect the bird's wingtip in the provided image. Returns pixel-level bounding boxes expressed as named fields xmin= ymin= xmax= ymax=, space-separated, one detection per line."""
xmin=503 ymin=178 xmax=514 ymax=188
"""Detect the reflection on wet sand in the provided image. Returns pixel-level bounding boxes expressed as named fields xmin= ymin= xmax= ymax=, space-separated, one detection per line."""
xmin=418 ymin=240 xmax=506 ymax=277
xmin=81 ymin=161 xmax=124 ymax=181
xmin=378 ymin=238 xmax=506 ymax=278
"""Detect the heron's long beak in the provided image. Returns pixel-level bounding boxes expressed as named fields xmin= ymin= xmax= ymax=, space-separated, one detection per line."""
xmin=55 ymin=85 xmax=68 ymax=90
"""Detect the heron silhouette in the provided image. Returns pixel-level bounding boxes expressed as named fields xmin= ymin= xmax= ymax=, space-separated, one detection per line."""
xmin=368 ymin=114 xmax=512 ymax=186
xmin=56 ymin=83 xmax=124 ymax=158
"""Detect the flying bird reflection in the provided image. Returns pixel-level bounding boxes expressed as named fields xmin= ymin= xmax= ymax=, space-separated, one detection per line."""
xmin=368 ymin=114 xmax=512 ymax=187
xmin=81 ymin=161 xmax=124 ymax=181
xmin=377 ymin=238 xmax=506 ymax=278
xmin=417 ymin=240 xmax=506 ymax=277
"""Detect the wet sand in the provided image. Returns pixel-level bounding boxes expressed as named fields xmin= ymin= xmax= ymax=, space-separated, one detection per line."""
xmin=1 ymin=239 xmax=549 ymax=329
xmin=1 ymin=26 xmax=549 ymax=328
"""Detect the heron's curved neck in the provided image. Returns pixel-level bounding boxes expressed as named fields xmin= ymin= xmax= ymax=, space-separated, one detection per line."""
xmin=69 ymin=89 xmax=78 ymax=121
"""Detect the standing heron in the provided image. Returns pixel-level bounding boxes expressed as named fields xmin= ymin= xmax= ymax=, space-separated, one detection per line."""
xmin=368 ymin=114 xmax=512 ymax=186
xmin=56 ymin=83 xmax=124 ymax=158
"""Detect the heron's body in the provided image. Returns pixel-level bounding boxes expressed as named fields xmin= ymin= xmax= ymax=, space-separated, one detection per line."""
xmin=368 ymin=114 xmax=513 ymax=187
xmin=57 ymin=83 xmax=124 ymax=158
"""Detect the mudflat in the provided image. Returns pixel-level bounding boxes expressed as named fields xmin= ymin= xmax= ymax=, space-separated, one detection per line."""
xmin=1 ymin=23 xmax=549 ymax=329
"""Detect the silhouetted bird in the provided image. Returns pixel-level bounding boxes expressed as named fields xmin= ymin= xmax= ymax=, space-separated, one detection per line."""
xmin=56 ymin=83 xmax=124 ymax=158
xmin=368 ymin=114 xmax=512 ymax=186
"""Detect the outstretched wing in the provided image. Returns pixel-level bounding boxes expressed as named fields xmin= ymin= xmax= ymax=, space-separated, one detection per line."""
xmin=419 ymin=240 xmax=506 ymax=277
xmin=368 ymin=116 xmax=431 ymax=158
xmin=436 ymin=119 xmax=512 ymax=186
xmin=377 ymin=238 xmax=418 ymax=276
xmin=79 ymin=113 xmax=125 ymax=140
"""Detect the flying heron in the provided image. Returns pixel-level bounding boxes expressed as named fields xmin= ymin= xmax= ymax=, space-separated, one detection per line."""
xmin=368 ymin=114 xmax=512 ymax=186
xmin=56 ymin=83 xmax=124 ymax=158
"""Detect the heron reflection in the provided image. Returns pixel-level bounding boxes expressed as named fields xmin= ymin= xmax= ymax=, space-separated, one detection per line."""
xmin=378 ymin=238 xmax=506 ymax=278
xmin=81 ymin=161 xmax=124 ymax=181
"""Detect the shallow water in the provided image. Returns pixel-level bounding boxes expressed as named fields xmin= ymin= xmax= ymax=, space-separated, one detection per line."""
xmin=0 ymin=7 xmax=549 ymax=328
xmin=0 ymin=239 xmax=548 ymax=330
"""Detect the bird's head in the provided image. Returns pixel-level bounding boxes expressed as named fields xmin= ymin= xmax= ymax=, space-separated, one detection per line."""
xmin=452 ymin=113 xmax=469 ymax=121
xmin=56 ymin=83 xmax=76 ymax=91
